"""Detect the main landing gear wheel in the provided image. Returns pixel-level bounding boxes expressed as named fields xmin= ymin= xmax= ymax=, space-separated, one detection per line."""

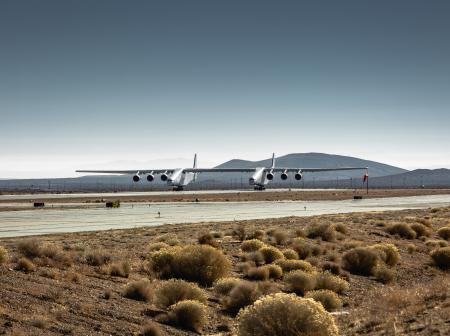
xmin=254 ymin=185 xmax=265 ymax=191
xmin=173 ymin=186 xmax=184 ymax=191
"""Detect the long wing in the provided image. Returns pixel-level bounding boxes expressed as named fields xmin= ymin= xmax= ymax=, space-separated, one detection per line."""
xmin=271 ymin=167 xmax=368 ymax=173
xmin=76 ymin=169 xmax=174 ymax=175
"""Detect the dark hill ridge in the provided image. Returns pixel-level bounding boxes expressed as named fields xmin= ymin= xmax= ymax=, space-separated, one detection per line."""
xmin=217 ymin=153 xmax=407 ymax=178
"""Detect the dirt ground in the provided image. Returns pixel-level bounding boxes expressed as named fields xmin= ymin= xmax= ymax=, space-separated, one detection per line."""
xmin=1 ymin=188 xmax=450 ymax=206
xmin=0 ymin=206 xmax=449 ymax=335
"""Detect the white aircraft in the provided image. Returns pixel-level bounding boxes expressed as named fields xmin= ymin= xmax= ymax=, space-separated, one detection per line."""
xmin=77 ymin=153 xmax=368 ymax=191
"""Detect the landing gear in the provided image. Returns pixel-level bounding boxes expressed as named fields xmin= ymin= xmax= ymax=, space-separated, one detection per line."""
xmin=173 ymin=186 xmax=184 ymax=191
xmin=254 ymin=185 xmax=265 ymax=191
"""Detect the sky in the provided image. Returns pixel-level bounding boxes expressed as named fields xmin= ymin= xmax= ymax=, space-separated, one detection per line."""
xmin=1 ymin=0 xmax=450 ymax=178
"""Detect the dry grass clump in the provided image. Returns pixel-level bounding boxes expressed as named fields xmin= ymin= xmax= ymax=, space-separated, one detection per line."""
xmin=306 ymin=223 xmax=337 ymax=242
xmin=214 ymin=277 xmax=240 ymax=296
xmin=386 ymin=223 xmax=416 ymax=239
xmin=241 ymin=239 xmax=265 ymax=252
xmin=437 ymin=226 xmax=450 ymax=240
xmin=430 ymin=247 xmax=450 ymax=270
xmin=147 ymin=242 xmax=169 ymax=252
xmin=106 ymin=261 xmax=130 ymax=278
xmin=236 ymin=293 xmax=338 ymax=336
xmin=425 ymin=239 xmax=448 ymax=248
xmin=166 ymin=300 xmax=208 ymax=333
xmin=273 ymin=230 xmax=289 ymax=245
xmin=284 ymin=270 xmax=317 ymax=295
xmin=148 ymin=245 xmax=231 ymax=286
xmin=140 ymin=322 xmax=163 ymax=336
xmin=85 ymin=249 xmax=112 ymax=266
xmin=123 ymin=279 xmax=154 ymax=302
xmin=16 ymin=257 xmax=36 ymax=273
xmin=321 ymin=262 xmax=341 ymax=276
xmin=198 ymin=232 xmax=220 ymax=248
xmin=276 ymin=259 xmax=314 ymax=273
xmin=18 ymin=239 xmax=42 ymax=258
xmin=0 ymin=246 xmax=7 ymax=264
xmin=245 ymin=267 xmax=270 ymax=281
xmin=305 ymin=289 xmax=343 ymax=311
xmin=281 ymin=248 xmax=298 ymax=260
xmin=17 ymin=240 xmax=72 ymax=268
xmin=342 ymin=247 xmax=379 ymax=275
xmin=233 ymin=224 xmax=247 ymax=241
xmin=223 ymin=280 xmax=278 ymax=315
xmin=65 ymin=271 xmax=81 ymax=283
xmin=371 ymin=243 xmax=400 ymax=266
xmin=263 ymin=264 xmax=283 ymax=280
xmin=406 ymin=243 xmax=417 ymax=254
xmin=334 ymin=223 xmax=348 ymax=234
xmin=410 ymin=223 xmax=431 ymax=237
xmin=240 ymin=251 xmax=264 ymax=266
xmin=316 ymin=272 xmax=349 ymax=294
xmin=291 ymin=239 xmax=314 ymax=259
xmin=39 ymin=268 xmax=59 ymax=279
xmin=374 ymin=264 xmax=396 ymax=284
xmin=248 ymin=229 xmax=265 ymax=240
xmin=155 ymin=279 xmax=207 ymax=308
xmin=258 ymin=246 xmax=285 ymax=264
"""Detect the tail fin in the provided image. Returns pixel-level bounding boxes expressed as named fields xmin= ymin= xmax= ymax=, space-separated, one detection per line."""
xmin=193 ymin=154 xmax=197 ymax=168
xmin=271 ymin=153 xmax=275 ymax=168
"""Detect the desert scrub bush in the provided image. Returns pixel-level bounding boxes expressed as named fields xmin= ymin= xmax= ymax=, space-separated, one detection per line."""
xmin=305 ymin=289 xmax=343 ymax=312
xmin=410 ymin=223 xmax=431 ymax=237
xmin=281 ymin=248 xmax=298 ymax=260
xmin=155 ymin=279 xmax=207 ymax=308
xmin=240 ymin=251 xmax=264 ymax=266
xmin=276 ymin=259 xmax=314 ymax=273
xmin=146 ymin=242 xmax=169 ymax=252
xmin=17 ymin=257 xmax=36 ymax=273
xmin=258 ymin=246 xmax=285 ymax=264
xmin=406 ymin=243 xmax=417 ymax=254
xmin=18 ymin=239 xmax=42 ymax=258
xmin=65 ymin=271 xmax=81 ymax=283
xmin=430 ymin=247 xmax=450 ymax=270
xmin=371 ymin=243 xmax=400 ymax=267
xmin=123 ymin=279 xmax=154 ymax=302
xmin=425 ymin=239 xmax=448 ymax=248
xmin=245 ymin=267 xmax=270 ymax=281
xmin=417 ymin=218 xmax=432 ymax=227
xmin=273 ymin=230 xmax=289 ymax=245
xmin=214 ymin=277 xmax=240 ymax=296
xmin=334 ymin=223 xmax=348 ymax=235
xmin=106 ymin=261 xmax=130 ymax=277
xmin=198 ymin=232 xmax=220 ymax=248
xmin=0 ymin=246 xmax=7 ymax=264
xmin=316 ymin=272 xmax=349 ymax=294
xmin=284 ymin=270 xmax=317 ymax=295
xmin=166 ymin=300 xmax=208 ymax=333
xmin=236 ymin=293 xmax=338 ymax=336
xmin=149 ymin=245 xmax=231 ymax=286
xmin=306 ymin=223 xmax=337 ymax=242
xmin=342 ymin=247 xmax=379 ymax=275
xmin=263 ymin=264 xmax=283 ymax=280
xmin=223 ymin=280 xmax=278 ymax=315
xmin=291 ymin=239 xmax=313 ymax=259
xmin=85 ymin=249 xmax=112 ymax=266
xmin=437 ymin=226 xmax=450 ymax=240
xmin=386 ymin=223 xmax=416 ymax=239
xmin=241 ymin=239 xmax=265 ymax=252
xmin=321 ymin=262 xmax=341 ymax=276
xmin=374 ymin=264 xmax=396 ymax=284
xmin=140 ymin=322 xmax=162 ymax=336
xmin=248 ymin=229 xmax=265 ymax=240
xmin=233 ymin=224 xmax=247 ymax=241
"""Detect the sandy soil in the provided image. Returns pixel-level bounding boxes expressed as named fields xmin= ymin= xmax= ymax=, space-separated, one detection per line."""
xmin=0 ymin=207 xmax=449 ymax=335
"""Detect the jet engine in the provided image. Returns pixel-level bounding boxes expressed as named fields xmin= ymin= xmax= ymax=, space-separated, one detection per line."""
xmin=281 ymin=170 xmax=288 ymax=180
xmin=147 ymin=174 xmax=154 ymax=182
xmin=266 ymin=171 xmax=274 ymax=180
xmin=132 ymin=174 xmax=140 ymax=182
xmin=161 ymin=172 xmax=168 ymax=181
xmin=294 ymin=171 xmax=303 ymax=180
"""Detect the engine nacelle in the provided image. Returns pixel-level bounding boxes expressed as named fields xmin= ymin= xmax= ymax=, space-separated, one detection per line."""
xmin=266 ymin=172 xmax=274 ymax=180
xmin=281 ymin=171 xmax=288 ymax=180
xmin=294 ymin=172 xmax=303 ymax=180
xmin=161 ymin=173 xmax=168 ymax=182
xmin=132 ymin=174 xmax=140 ymax=182
xmin=147 ymin=174 xmax=154 ymax=182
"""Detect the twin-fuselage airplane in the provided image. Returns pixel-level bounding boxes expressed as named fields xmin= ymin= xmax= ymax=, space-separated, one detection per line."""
xmin=76 ymin=154 xmax=368 ymax=191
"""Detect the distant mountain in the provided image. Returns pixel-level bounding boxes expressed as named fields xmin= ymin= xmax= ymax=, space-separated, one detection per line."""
xmin=217 ymin=153 xmax=407 ymax=179
xmin=366 ymin=168 xmax=450 ymax=188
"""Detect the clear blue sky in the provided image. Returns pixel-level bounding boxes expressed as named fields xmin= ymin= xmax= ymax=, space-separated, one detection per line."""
xmin=1 ymin=0 xmax=449 ymax=178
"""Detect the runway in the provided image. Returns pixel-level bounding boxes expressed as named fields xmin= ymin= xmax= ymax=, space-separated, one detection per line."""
xmin=0 ymin=194 xmax=449 ymax=238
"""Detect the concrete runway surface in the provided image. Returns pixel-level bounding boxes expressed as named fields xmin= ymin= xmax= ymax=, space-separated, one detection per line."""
xmin=0 ymin=194 xmax=449 ymax=238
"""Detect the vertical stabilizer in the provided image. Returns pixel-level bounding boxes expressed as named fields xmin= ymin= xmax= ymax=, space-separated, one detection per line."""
xmin=271 ymin=153 xmax=276 ymax=168
xmin=193 ymin=154 xmax=197 ymax=168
